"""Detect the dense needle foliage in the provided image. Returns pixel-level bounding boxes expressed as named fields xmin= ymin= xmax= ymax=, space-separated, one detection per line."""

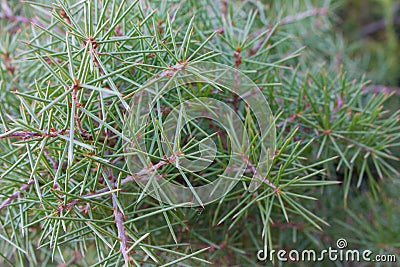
xmin=0 ymin=0 xmax=399 ymax=266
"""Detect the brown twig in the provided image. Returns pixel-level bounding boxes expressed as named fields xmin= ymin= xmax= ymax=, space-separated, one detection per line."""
xmin=232 ymin=48 xmax=242 ymax=111
xmin=221 ymin=0 xmax=228 ymax=18
xmin=361 ymin=16 xmax=400 ymax=37
xmin=44 ymin=147 xmax=59 ymax=171
xmin=0 ymin=131 xmax=43 ymax=139
xmin=0 ymin=0 xmax=45 ymax=27
xmin=112 ymin=195 xmax=131 ymax=266
xmin=59 ymin=8 xmax=71 ymax=25
xmin=243 ymin=156 xmax=279 ymax=194
xmin=0 ymin=129 xmax=92 ymax=140
xmin=71 ymin=80 xmax=90 ymax=138
xmin=279 ymin=7 xmax=328 ymax=25
xmin=59 ymin=153 xmax=178 ymax=211
xmin=0 ymin=180 xmax=34 ymax=211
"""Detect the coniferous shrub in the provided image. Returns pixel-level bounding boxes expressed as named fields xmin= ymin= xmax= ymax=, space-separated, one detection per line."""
xmin=0 ymin=0 xmax=399 ymax=266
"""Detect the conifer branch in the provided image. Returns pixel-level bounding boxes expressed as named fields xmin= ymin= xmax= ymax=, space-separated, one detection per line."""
xmin=0 ymin=0 xmax=399 ymax=265
xmin=0 ymin=180 xmax=34 ymax=211
xmin=112 ymin=195 xmax=131 ymax=266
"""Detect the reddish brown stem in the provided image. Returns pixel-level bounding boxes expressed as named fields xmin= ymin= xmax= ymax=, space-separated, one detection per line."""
xmin=243 ymin=156 xmax=279 ymax=194
xmin=0 ymin=129 xmax=91 ymax=140
xmin=279 ymin=7 xmax=328 ymax=25
xmin=112 ymin=196 xmax=131 ymax=265
xmin=0 ymin=180 xmax=34 ymax=211
xmin=60 ymin=154 xmax=178 ymax=211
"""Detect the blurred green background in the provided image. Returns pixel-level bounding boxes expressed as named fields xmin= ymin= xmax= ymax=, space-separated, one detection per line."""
xmin=338 ymin=0 xmax=400 ymax=86
xmin=337 ymin=0 xmax=400 ymax=124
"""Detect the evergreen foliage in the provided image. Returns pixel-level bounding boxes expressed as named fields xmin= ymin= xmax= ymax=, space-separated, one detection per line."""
xmin=0 ymin=0 xmax=399 ymax=266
